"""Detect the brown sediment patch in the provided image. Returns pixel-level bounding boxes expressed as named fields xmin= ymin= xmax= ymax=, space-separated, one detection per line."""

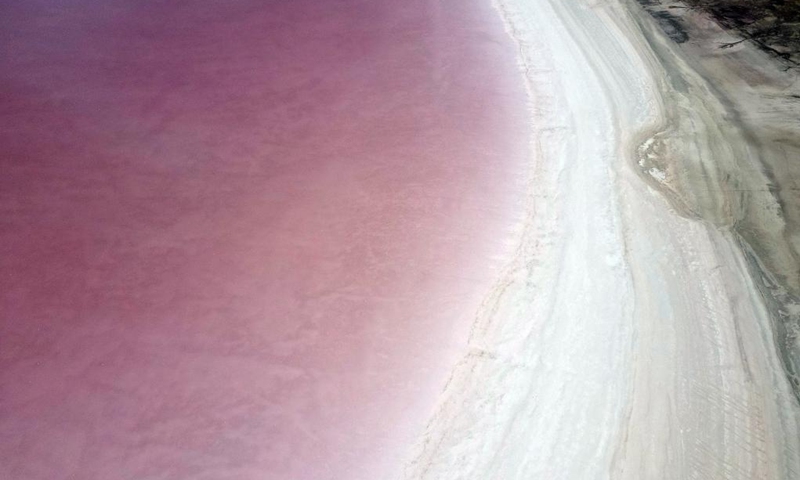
xmin=628 ymin=0 xmax=800 ymax=400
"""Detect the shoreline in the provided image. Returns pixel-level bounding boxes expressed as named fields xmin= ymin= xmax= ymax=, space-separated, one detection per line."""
xmin=401 ymin=0 xmax=800 ymax=477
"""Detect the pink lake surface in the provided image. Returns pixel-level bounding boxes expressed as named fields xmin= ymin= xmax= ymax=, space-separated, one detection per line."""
xmin=0 ymin=1 xmax=527 ymax=478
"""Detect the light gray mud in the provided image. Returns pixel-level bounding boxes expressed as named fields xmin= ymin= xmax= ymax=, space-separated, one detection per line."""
xmin=629 ymin=0 xmax=800 ymax=400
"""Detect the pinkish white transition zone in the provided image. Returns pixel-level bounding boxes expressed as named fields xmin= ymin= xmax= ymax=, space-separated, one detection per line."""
xmin=0 ymin=1 xmax=527 ymax=479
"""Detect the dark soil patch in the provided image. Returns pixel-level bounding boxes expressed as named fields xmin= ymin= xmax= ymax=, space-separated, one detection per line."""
xmin=682 ymin=0 xmax=800 ymax=66
xmin=651 ymin=10 xmax=690 ymax=43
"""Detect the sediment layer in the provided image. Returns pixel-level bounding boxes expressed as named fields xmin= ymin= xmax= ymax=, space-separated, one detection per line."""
xmin=630 ymin=0 xmax=800 ymax=401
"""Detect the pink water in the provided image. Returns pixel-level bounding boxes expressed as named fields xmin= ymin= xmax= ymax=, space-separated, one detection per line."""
xmin=0 ymin=1 xmax=527 ymax=478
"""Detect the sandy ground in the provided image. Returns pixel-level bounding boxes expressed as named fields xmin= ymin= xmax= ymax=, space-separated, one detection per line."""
xmin=401 ymin=0 xmax=800 ymax=478
xmin=631 ymin=0 xmax=800 ymax=403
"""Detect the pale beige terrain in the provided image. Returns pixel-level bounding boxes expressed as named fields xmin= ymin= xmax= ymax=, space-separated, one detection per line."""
xmin=631 ymin=0 xmax=800 ymax=402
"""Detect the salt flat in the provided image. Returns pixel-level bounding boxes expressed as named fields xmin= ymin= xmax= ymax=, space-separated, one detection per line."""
xmin=403 ymin=0 xmax=800 ymax=478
